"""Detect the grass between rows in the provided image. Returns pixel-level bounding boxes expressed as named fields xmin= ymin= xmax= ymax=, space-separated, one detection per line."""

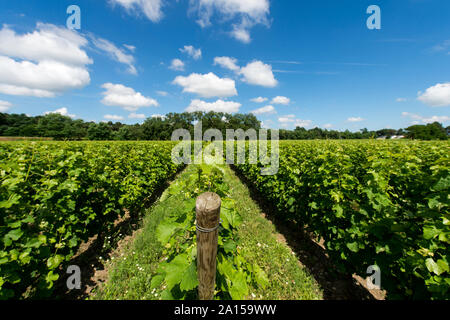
xmin=92 ymin=164 xmax=323 ymax=300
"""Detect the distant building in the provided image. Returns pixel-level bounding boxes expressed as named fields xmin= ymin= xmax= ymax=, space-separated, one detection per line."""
xmin=377 ymin=135 xmax=405 ymax=140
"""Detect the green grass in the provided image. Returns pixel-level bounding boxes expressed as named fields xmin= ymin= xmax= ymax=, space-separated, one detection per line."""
xmin=92 ymin=164 xmax=323 ymax=300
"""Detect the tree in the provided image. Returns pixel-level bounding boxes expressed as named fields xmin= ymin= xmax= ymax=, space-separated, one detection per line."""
xmin=87 ymin=123 xmax=112 ymax=140
xmin=406 ymin=122 xmax=447 ymax=140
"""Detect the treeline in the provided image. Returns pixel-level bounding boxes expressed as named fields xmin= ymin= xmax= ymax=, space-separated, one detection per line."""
xmin=0 ymin=112 xmax=448 ymax=141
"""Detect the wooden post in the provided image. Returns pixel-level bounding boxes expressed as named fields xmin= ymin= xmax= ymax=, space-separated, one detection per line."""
xmin=196 ymin=192 xmax=221 ymax=300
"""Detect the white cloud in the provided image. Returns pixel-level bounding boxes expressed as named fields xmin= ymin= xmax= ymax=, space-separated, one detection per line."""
xmin=104 ymin=114 xmax=125 ymax=121
xmin=213 ymin=58 xmax=277 ymax=88
xmin=294 ymin=119 xmax=312 ymax=128
xmin=278 ymin=114 xmax=312 ymax=128
xmin=190 ymin=0 xmax=270 ymax=43
xmin=180 ymin=45 xmax=202 ymax=60
xmin=0 ymin=23 xmax=91 ymax=97
xmin=347 ymin=117 xmax=365 ymax=122
xmin=173 ymin=72 xmax=237 ymax=98
xmin=91 ymin=36 xmax=137 ymax=75
xmin=128 ymin=112 xmax=146 ymax=119
xmin=0 ymin=100 xmax=12 ymax=112
xmin=156 ymin=90 xmax=168 ymax=96
xmin=323 ymin=123 xmax=333 ymax=129
xmin=231 ymin=24 xmax=251 ymax=43
xmin=278 ymin=114 xmax=295 ymax=123
xmin=402 ymin=112 xmax=450 ymax=124
xmin=251 ymin=105 xmax=275 ymax=115
xmin=271 ymin=96 xmax=290 ymax=105
xmin=240 ymin=60 xmax=277 ymax=87
xmin=214 ymin=56 xmax=240 ymax=72
xmin=169 ymin=58 xmax=185 ymax=71
xmin=417 ymin=83 xmax=450 ymax=107
xmin=110 ymin=0 xmax=164 ymax=23
xmin=124 ymin=44 xmax=136 ymax=52
xmin=186 ymin=99 xmax=241 ymax=113
xmin=396 ymin=98 xmax=407 ymax=102
xmin=44 ymin=107 xmax=76 ymax=118
xmin=0 ymin=23 xmax=91 ymax=65
xmin=151 ymin=114 xmax=165 ymax=119
xmin=251 ymin=97 xmax=268 ymax=103
xmin=101 ymin=83 xmax=159 ymax=112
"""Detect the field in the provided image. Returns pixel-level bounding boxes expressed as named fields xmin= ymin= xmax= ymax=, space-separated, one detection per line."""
xmin=0 ymin=140 xmax=448 ymax=300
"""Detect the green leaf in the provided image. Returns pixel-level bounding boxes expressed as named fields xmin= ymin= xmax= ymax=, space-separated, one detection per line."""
xmin=160 ymin=289 xmax=174 ymax=300
xmin=253 ymin=264 xmax=269 ymax=289
xmin=436 ymin=259 xmax=449 ymax=274
xmin=423 ymin=227 xmax=439 ymax=240
xmin=223 ymin=240 xmax=237 ymax=253
xmin=164 ymin=254 xmax=189 ymax=290
xmin=179 ymin=262 xmax=199 ymax=292
xmin=229 ymin=271 xmax=249 ymax=300
xmin=47 ymin=255 xmax=64 ymax=270
xmin=156 ymin=221 xmax=179 ymax=244
xmin=45 ymin=271 xmax=59 ymax=288
xmin=150 ymin=275 xmax=164 ymax=289
xmin=425 ymin=258 xmax=445 ymax=275
xmin=346 ymin=242 xmax=359 ymax=253
xmin=6 ymin=229 xmax=24 ymax=241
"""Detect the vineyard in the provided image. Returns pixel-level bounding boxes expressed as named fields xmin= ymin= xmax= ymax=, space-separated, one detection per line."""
xmin=234 ymin=140 xmax=449 ymax=299
xmin=0 ymin=141 xmax=183 ymax=299
xmin=0 ymin=140 xmax=449 ymax=300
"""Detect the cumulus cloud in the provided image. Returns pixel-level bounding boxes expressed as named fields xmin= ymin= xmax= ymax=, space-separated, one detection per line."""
xmin=190 ymin=0 xmax=270 ymax=43
xmin=214 ymin=56 xmax=240 ymax=72
xmin=104 ymin=114 xmax=125 ymax=121
xmin=151 ymin=114 xmax=166 ymax=119
xmin=278 ymin=114 xmax=295 ymax=123
xmin=0 ymin=23 xmax=91 ymax=65
xmin=323 ymin=123 xmax=333 ymax=129
xmin=213 ymin=57 xmax=277 ymax=88
xmin=91 ymin=36 xmax=137 ymax=75
xmin=294 ymin=119 xmax=312 ymax=127
xmin=0 ymin=100 xmax=12 ymax=112
xmin=110 ymin=0 xmax=164 ymax=22
xmin=44 ymin=107 xmax=76 ymax=118
xmin=251 ymin=105 xmax=275 ymax=115
xmin=271 ymin=96 xmax=290 ymax=105
xmin=173 ymin=72 xmax=237 ymax=98
xmin=101 ymin=83 xmax=159 ymax=112
xmin=251 ymin=97 xmax=268 ymax=103
xmin=402 ymin=112 xmax=450 ymax=124
xmin=128 ymin=113 xmax=146 ymax=119
xmin=0 ymin=23 xmax=91 ymax=97
xmin=278 ymin=114 xmax=312 ymax=128
xmin=417 ymin=83 xmax=450 ymax=107
xmin=240 ymin=60 xmax=277 ymax=87
xmin=347 ymin=117 xmax=365 ymax=122
xmin=180 ymin=45 xmax=202 ymax=60
xmin=169 ymin=58 xmax=185 ymax=71
xmin=185 ymin=99 xmax=241 ymax=113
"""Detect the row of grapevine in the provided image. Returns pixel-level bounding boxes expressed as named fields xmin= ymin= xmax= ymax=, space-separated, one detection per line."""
xmin=152 ymin=164 xmax=268 ymax=300
xmin=233 ymin=140 xmax=449 ymax=299
xmin=0 ymin=141 xmax=183 ymax=299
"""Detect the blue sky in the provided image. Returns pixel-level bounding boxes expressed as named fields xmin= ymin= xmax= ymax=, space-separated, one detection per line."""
xmin=0 ymin=0 xmax=449 ymax=131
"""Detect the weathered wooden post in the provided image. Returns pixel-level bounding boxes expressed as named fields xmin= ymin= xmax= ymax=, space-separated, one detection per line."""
xmin=196 ymin=192 xmax=221 ymax=300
